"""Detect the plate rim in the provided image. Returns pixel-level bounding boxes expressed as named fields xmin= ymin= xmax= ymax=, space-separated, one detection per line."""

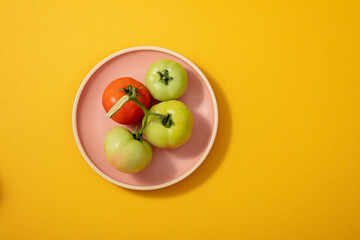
xmin=72 ymin=46 xmax=219 ymax=190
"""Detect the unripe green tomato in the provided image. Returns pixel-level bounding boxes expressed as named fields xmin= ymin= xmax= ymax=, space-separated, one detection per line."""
xmin=143 ymin=100 xmax=193 ymax=149
xmin=145 ymin=59 xmax=188 ymax=101
xmin=104 ymin=127 xmax=152 ymax=173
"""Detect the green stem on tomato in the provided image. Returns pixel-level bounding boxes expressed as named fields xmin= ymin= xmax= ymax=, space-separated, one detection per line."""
xmin=134 ymin=111 xmax=148 ymax=140
xmin=131 ymin=98 xmax=149 ymax=115
xmin=131 ymin=98 xmax=149 ymax=138
xmin=105 ymin=85 xmax=174 ymax=140
xmin=131 ymin=98 xmax=173 ymax=130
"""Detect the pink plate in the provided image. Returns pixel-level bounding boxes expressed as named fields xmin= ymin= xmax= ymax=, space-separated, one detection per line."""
xmin=72 ymin=46 xmax=218 ymax=190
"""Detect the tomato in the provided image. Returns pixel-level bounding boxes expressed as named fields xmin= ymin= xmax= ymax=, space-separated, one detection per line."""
xmin=102 ymin=77 xmax=151 ymax=124
xmin=143 ymin=100 xmax=193 ymax=149
xmin=104 ymin=126 xmax=152 ymax=173
xmin=145 ymin=59 xmax=188 ymax=101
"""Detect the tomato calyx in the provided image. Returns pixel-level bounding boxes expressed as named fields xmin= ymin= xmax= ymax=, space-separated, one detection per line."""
xmin=157 ymin=70 xmax=173 ymax=85
xmin=117 ymin=84 xmax=145 ymax=103
xmin=161 ymin=113 xmax=174 ymax=128
xmin=150 ymin=112 xmax=174 ymax=128
xmin=117 ymin=84 xmax=133 ymax=95
xmin=132 ymin=126 xmax=144 ymax=141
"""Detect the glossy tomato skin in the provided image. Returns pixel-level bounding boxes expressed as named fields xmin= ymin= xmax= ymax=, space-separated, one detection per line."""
xmin=143 ymin=100 xmax=193 ymax=149
xmin=145 ymin=59 xmax=188 ymax=101
xmin=102 ymin=77 xmax=151 ymax=124
xmin=104 ymin=127 xmax=152 ymax=173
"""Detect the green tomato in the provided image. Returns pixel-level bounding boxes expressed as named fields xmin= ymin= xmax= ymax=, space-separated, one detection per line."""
xmin=145 ymin=59 xmax=188 ymax=101
xmin=143 ymin=100 xmax=193 ymax=149
xmin=104 ymin=126 xmax=152 ymax=173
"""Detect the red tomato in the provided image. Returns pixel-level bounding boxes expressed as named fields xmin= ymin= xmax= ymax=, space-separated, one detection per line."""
xmin=102 ymin=77 xmax=151 ymax=124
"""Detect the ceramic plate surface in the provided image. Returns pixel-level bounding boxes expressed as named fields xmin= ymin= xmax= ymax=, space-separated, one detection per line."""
xmin=72 ymin=46 xmax=218 ymax=190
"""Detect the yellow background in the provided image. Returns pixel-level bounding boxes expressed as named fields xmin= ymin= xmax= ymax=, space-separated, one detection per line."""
xmin=1 ymin=0 xmax=360 ymax=239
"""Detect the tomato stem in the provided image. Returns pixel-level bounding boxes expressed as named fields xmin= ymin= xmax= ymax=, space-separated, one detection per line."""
xmin=132 ymin=98 xmax=173 ymax=130
xmin=131 ymin=98 xmax=172 ymax=135
xmin=105 ymin=85 xmax=174 ymax=139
